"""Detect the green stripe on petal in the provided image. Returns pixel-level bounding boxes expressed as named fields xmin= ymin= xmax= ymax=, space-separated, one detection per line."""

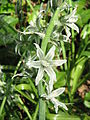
xmin=34 ymin=43 xmax=44 ymax=59
xmin=48 ymin=79 xmax=54 ymax=93
xmin=45 ymin=45 xmax=56 ymax=60
xmin=44 ymin=67 xmax=56 ymax=82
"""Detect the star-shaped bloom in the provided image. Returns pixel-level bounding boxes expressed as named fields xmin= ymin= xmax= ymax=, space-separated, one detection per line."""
xmin=52 ymin=7 xmax=79 ymax=42
xmin=41 ymin=87 xmax=68 ymax=113
xmin=64 ymin=7 xmax=79 ymax=33
xmin=26 ymin=44 xmax=66 ymax=86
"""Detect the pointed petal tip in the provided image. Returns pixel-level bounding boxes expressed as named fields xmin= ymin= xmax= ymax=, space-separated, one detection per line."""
xmin=34 ymin=43 xmax=39 ymax=48
xmin=35 ymin=79 xmax=38 ymax=86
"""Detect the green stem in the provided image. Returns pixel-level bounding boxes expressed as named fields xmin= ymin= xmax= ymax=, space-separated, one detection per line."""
xmin=26 ymin=0 xmax=35 ymax=13
xmin=38 ymin=81 xmax=45 ymax=120
xmin=41 ymin=7 xmax=61 ymax=53
xmin=38 ymin=6 xmax=62 ymax=120
xmin=17 ymin=95 xmax=32 ymax=120
xmin=33 ymin=103 xmax=39 ymax=120
xmin=69 ymin=0 xmax=75 ymax=60
xmin=0 ymin=96 xmax=6 ymax=116
xmin=60 ymin=41 xmax=67 ymax=70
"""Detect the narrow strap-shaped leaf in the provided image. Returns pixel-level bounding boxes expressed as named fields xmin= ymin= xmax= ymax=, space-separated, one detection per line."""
xmin=41 ymin=7 xmax=61 ymax=53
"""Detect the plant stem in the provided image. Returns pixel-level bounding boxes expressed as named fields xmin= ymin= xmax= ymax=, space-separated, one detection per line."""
xmin=33 ymin=103 xmax=39 ymax=120
xmin=17 ymin=95 xmax=32 ymax=120
xmin=60 ymin=41 xmax=67 ymax=70
xmin=41 ymin=7 xmax=61 ymax=53
xmin=0 ymin=96 xmax=6 ymax=116
xmin=26 ymin=0 xmax=35 ymax=13
xmin=69 ymin=0 xmax=75 ymax=60
xmin=38 ymin=6 xmax=62 ymax=120
xmin=38 ymin=81 xmax=45 ymax=120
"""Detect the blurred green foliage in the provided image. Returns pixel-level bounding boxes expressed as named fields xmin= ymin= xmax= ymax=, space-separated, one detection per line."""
xmin=0 ymin=0 xmax=90 ymax=120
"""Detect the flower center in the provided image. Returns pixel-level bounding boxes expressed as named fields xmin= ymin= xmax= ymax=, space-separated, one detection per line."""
xmin=41 ymin=60 xmax=49 ymax=67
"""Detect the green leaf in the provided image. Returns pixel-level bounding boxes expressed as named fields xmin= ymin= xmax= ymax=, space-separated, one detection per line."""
xmin=17 ymin=95 xmax=32 ymax=120
xmin=77 ymin=9 xmax=90 ymax=27
xmin=4 ymin=16 xmax=18 ymax=26
xmin=81 ymin=51 xmax=90 ymax=58
xmin=16 ymin=84 xmax=32 ymax=91
xmin=54 ymin=71 xmax=66 ymax=88
xmin=46 ymin=113 xmax=80 ymax=120
xmin=14 ymin=87 xmax=37 ymax=104
xmin=84 ymin=100 xmax=90 ymax=108
xmin=84 ymin=92 xmax=90 ymax=108
xmin=84 ymin=92 xmax=90 ymax=101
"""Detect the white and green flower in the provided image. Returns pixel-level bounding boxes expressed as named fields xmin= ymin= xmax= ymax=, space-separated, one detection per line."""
xmin=64 ymin=7 xmax=79 ymax=33
xmin=41 ymin=87 xmax=68 ymax=113
xmin=26 ymin=44 xmax=66 ymax=87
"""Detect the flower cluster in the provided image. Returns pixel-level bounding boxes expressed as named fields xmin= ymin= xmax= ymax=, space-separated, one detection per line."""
xmin=53 ymin=7 xmax=79 ymax=42
xmin=26 ymin=43 xmax=68 ymax=112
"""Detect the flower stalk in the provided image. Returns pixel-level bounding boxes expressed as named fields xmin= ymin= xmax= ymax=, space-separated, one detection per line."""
xmin=38 ymin=6 xmax=63 ymax=120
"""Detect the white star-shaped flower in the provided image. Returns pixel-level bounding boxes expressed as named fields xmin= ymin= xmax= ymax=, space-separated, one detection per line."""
xmin=26 ymin=44 xmax=66 ymax=87
xmin=64 ymin=7 xmax=79 ymax=34
xmin=41 ymin=87 xmax=68 ymax=113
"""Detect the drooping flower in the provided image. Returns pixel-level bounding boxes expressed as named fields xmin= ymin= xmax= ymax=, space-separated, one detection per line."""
xmin=53 ymin=7 xmax=79 ymax=42
xmin=64 ymin=7 xmax=79 ymax=32
xmin=26 ymin=44 xmax=66 ymax=88
xmin=41 ymin=87 xmax=68 ymax=113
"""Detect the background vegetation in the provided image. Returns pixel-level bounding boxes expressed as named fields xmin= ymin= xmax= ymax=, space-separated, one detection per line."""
xmin=0 ymin=0 xmax=90 ymax=120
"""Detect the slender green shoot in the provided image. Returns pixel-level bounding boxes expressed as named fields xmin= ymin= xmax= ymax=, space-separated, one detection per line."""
xmin=17 ymin=95 xmax=32 ymax=120
xmin=33 ymin=103 xmax=39 ymax=120
xmin=69 ymin=0 xmax=75 ymax=60
xmin=0 ymin=96 xmax=6 ymax=117
xmin=60 ymin=41 xmax=67 ymax=70
xmin=26 ymin=0 xmax=36 ymax=13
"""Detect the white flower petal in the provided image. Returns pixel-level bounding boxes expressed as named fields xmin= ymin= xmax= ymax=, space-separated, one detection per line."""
xmin=51 ymin=98 xmax=68 ymax=113
xmin=44 ymin=67 xmax=56 ymax=81
xmin=65 ymin=7 xmax=77 ymax=20
xmin=61 ymin=35 xmax=70 ymax=42
xmin=34 ymin=43 xmax=44 ymax=59
xmin=66 ymin=23 xmax=79 ymax=33
xmin=58 ymin=101 xmax=68 ymax=111
xmin=35 ymin=67 xmax=44 ymax=85
xmin=48 ymin=78 xmax=54 ymax=93
xmin=65 ymin=26 xmax=71 ymax=39
xmin=41 ymin=94 xmax=47 ymax=98
xmin=51 ymin=98 xmax=59 ymax=113
xmin=26 ymin=60 xmax=41 ymax=68
xmin=45 ymin=45 xmax=56 ymax=60
xmin=52 ymin=60 xmax=67 ymax=66
xmin=53 ymin=98 xmax=68 ymax=111
xmin=47 ymin=87 xmax=65 ymax=99
xmin=67 ymin=16 xmax=78 ymax=23
xmin=70 ymin=7 xmax=77 ymax=18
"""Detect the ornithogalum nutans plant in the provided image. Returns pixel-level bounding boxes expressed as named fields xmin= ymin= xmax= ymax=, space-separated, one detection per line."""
xmin=1 ymin=0 xmax=90 ymax=120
